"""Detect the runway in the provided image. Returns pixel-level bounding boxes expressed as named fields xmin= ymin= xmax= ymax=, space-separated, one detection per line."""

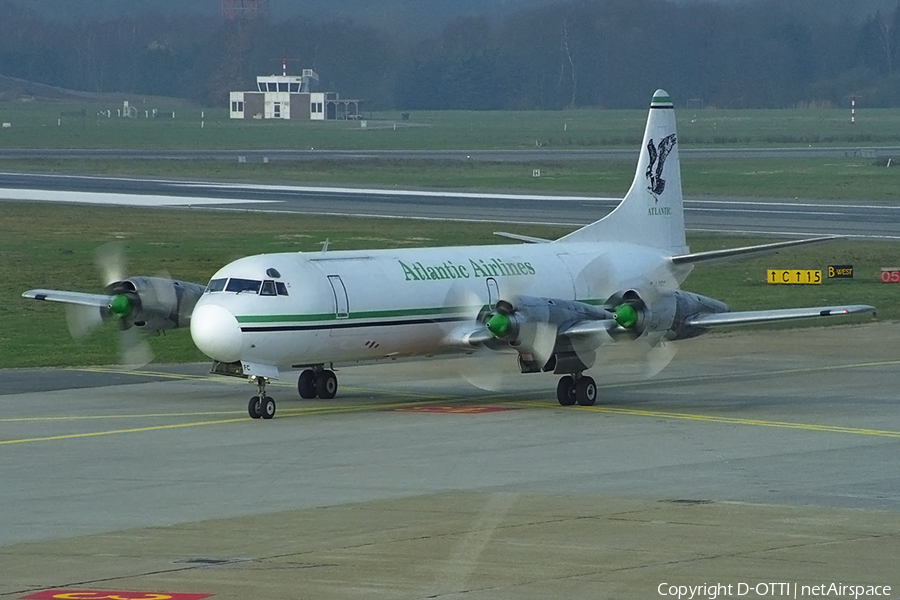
xmin=2 ymin=171 xmax=900 ymax=239
xmin=1 ymin=322 xmax=898 ymax=598
xmin=0 ymin=146 xmax=897 ymax=161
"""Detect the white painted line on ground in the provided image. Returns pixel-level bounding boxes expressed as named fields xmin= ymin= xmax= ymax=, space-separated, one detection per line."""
xmin=0 ymin=188 xmax=274 ymax=207
xmin=187 ymin=182 xmax=900 ymax=215
xmin=184 ymin=181 xmax=619 ymax=203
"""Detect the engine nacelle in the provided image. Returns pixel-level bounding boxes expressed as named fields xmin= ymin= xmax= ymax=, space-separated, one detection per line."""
xmin=105 ymin=276 xmax=206 ymax=333
xmin=483 ymin=295 xmax=613 ymax=372
xmin=486 ymin=295 xmax=612 ymax=342
xmin=607 ymin=288 xmax=728 ymax=341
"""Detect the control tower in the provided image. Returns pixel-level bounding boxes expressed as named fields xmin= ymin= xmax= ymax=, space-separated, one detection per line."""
xmin=230 ymin=64 xmax=361 ymax=121
xmin=221 ymin=0 xmax=268 ymax=20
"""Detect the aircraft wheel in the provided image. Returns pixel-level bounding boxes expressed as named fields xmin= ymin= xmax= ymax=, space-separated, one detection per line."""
xmin=248 ymin=396 xmax=262 ymax=419
xmin=298 ymin=370 xmax=317 ymax=399
xmin=316 ymin=370 xmax=338 ymax=399
xmin=556 ymin=376 xmax=576 ymax=406
xmin=260 ymin=396 xmax=276 ymax=419
xmin=575 ymin=377 xmax=597 ymax=406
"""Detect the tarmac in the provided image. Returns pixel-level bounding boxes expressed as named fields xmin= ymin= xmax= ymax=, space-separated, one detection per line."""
xmin=1 ymin=321 xmax=898 ymax=599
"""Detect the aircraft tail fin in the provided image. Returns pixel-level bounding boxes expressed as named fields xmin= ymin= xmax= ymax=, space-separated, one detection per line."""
xmin=556 ymin=89 xmax=687 ymax=254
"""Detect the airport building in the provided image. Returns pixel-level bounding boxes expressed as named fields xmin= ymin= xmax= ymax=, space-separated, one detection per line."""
xmin=229 ymin=67 xmax=362 ymax=121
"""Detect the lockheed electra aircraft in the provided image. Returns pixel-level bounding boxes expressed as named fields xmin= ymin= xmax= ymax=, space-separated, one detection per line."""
xmin=24 ymin=90 xmax=875 ymax=419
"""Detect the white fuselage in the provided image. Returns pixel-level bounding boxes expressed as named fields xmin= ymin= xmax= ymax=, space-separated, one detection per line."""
xmin=189 ymin=240 xmax=686 ymax=370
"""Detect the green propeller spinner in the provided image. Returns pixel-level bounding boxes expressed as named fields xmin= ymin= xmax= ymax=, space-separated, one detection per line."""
xmin=614 ymin=303 xmax=638 ymax=328
xmin=485 ymin=312 xmax=511 ymax=337
xmin=108 ymin=294 xmax=133 ymax=318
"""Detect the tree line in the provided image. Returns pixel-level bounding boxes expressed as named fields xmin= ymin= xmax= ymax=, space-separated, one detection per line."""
xmin=1 ymin=0 xmax=900 ymax=109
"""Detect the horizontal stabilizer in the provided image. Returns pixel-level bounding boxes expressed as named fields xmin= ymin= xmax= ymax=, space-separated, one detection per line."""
xmin=671 ymin=236 xmax=839 ymax=266
xmin=686 ymin=304 xmax=875 ymax=328
xmin=493 ymin=231 xmax=552 ymax=244
xmin=23 ymin=289 xmax=111 ymax=308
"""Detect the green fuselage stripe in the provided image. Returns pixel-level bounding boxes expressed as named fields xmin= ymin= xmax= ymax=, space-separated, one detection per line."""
xmin=236 ymin=305 xmax=473 ymax=324
xmin=235 ymin=299 xmax=603 ymax=325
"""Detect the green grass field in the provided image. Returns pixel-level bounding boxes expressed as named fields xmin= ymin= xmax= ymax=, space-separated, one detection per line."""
xmin=2 ymin=101 xmax=900 ymax=150
xmin=1 ymin=202 xmax=890 ymax=369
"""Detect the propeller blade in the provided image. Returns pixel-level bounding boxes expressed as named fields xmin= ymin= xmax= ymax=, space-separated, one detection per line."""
xmin=65 ymin=303 xmax=105 ymax=340
xmin=441 ymin=280 xmax=491 ymax=342
xmin=440 ymin=281 xmax=524 ymax=391
xmin=95 ymin=242 xmax=127 ymax=287
xmin=522 ymin=319 xmax=558 ymax=368
xmin=119 ymin=326 xmax=153 ymax=369
xmin=455 ymin=351 xmax=523 ymax=392
xmin=640 ymin=340 xmax=676 ymax=378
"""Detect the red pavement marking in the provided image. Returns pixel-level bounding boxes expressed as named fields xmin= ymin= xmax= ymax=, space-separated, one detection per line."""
xmin=391 ymin=405 xmax=518 ymax=414
xmin=22 ymin=590 xmax=212 ymax=600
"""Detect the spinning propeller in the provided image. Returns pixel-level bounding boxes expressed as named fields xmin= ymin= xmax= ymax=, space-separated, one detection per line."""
xmin=62 ymin=243 xmax=171 ymax=368
xmin=443 ymin=256 xmax=686 ymax=390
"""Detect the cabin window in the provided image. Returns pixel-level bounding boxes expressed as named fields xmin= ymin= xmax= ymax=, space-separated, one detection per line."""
xmin=225 ymin=278 xmax=261 ymax=294
xmin=275 ymin=282 xmax=289 ymax=296
xmin=260 ymin=280 xmax=277 ymax=296
xmin=206 ymin=278 xmax=227 ymax=293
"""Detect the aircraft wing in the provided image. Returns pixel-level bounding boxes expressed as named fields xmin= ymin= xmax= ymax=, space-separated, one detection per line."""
xmin=23 ymin=289 xmax=111 ymax=308
xmin=444 ymin=325 xmax=495 ymax=347
xmin=685 ymin=304 xmax=875 ymax=328
xmin=671 ymin=236 xmax=839 ymax=266
xmin=493 ymin=231 xmax=552 ymax=244
xmin=560 ymin=319 xmax=616 ymax=337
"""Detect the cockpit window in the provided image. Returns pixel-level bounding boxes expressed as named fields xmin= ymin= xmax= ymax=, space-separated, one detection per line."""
xmin=225 ymin=278 xmax=262 ymax=294
xmin=207 ymin=277 xmax=285 ymax=295
xmin=266 ymin=268 xmax=281 ymax=278
xmin=260 ymin=280 xmax=277 ymax=296
xmin=206 ymin=278 xmax=227 ymax=293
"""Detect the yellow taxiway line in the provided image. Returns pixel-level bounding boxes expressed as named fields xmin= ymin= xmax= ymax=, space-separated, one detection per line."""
xmin=4 ymin=396 xmax=900 ymax=445
xmin=2 ymin=358 xmax=896 ymax=445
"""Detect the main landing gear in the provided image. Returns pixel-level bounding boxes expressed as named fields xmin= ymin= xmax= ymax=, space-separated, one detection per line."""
xmin=248 ymin=376 xmax=276 ymax=419
xmin=556 ymin=374 xmax=597 ymax=407
xmin=297 ymin=367 xmax=338 ymax=400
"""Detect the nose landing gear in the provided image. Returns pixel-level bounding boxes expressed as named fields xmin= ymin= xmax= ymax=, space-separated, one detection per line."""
xmin=248 ymin=376 xmax=276 ymax=419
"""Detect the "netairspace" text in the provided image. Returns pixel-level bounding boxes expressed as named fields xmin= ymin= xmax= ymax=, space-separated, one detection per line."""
xmin=657 ymin=583 xmax=892 ymax=600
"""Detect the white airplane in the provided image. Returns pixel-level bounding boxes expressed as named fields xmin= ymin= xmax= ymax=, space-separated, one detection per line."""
xmin=24 ymin=89 xmax=875 ymax=419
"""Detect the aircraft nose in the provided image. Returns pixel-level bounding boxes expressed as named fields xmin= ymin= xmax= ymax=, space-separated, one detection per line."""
xmin=190 ymin=303 xmax=243 ymax=363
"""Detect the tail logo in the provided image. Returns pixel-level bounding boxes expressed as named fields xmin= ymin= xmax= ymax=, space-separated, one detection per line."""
xmin=645 ymin=133 xmax=677 ymax=201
